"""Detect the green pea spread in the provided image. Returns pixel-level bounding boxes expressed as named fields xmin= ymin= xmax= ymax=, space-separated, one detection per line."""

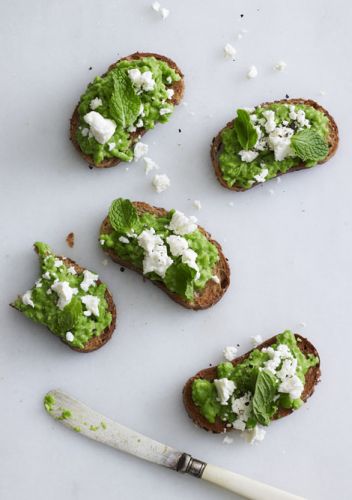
xmin=192 ymin=331 xmax=319 ymax=429
xmin=76 ymin=56 xmax=180 ymax=164
xmin=100 ymin=199 xmax=219 ymax=301
xmin=13 ymin=242 xmax=112 ymax=349
xmin=219 ymin=103 xmax=330 ymax=189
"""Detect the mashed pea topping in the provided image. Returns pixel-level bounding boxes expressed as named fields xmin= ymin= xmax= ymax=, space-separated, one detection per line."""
xmin=192 ymin=331 xmax=319 ymax=438
xmin=13 ymin=242 xmax=112 ymax=349
xmin=100 ymin=199 xmax=219 ymax=301
xmin=76 ymin=56 xmax=180 ymax=164
xmin=219 ymin=103 xmax=330 ymax=189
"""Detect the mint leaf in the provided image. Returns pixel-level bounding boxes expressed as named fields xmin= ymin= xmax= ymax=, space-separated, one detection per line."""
xmin=233 ymin=109 xmax=258 ymax=150
xmin=109 ymin=69 xmax=141 ymax=129
xmin=34 ymin=242 xmax=51 ymax=256
xmin=108 ymin=198 xmax=138 ymax=233
xmin=252 ymin=370 xmax=278 ymax=425
xmin=58 ymin=297 xmax=82 ymax=333
xmin=291 ymin=129 xmax=329 ymax=162
xmin=164 ymin=263 xmax=196 ymax=301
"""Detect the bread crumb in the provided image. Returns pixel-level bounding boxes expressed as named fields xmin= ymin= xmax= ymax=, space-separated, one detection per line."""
xmin=66 ymin=232 xmax=75 ymax=248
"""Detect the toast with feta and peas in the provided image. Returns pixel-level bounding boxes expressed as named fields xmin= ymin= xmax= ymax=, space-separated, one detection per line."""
xmin=99 ymin=199 xmax=230 ymax=310
xmin=211 ymin=98 xmax=338 ymax=191
xmin=183 ymin=331 xmax=320 ymax=436
xmin=11 ymin=243 xmax=116 ymax=352
xmin=70 ymin=52 xmax=184 ymax=168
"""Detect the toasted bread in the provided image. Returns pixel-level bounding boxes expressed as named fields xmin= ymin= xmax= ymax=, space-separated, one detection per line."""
xmin=211 ymin=98 xmax=339 ymax=191
xmin=183 ymin=333 xmax=321 ymax=433
xmin=100 ymin=201 xmax=230 ymax=310
xmin=70 ymin=52 xmax=184 ymax=168
xmin=11 ymin=247 xmax=117 ymax=353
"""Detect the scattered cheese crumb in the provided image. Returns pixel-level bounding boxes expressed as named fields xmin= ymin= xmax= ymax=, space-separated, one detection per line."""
xmin=247 ymin=65 xmax=258 ymax=79
xmin=152 ymin=174 xmax=171 ymax=193
xmin=244 ymin=425 xmax=266 ymax=444
xmin=134 ymin=142 xmax=149 ymax=161
xmin=273 ymin=61 xmax=287 ymax=72
xmin=68 ymin=266 xmax=77 ymax=275
xmin=102 ymin=259 xmax=108 ymax=266
xmin=223 ymin=435 xmax=234 ymax=445
xmin=54 ymin=259 xmax=63 ymax=268
xmin=119 ymin=236 xmax=130 ymax=244
xmin=159 ymin=108 xmax=172 ymax=115
xmin=320 ymin=90 xmax=327 ymax=96
xmin=166 ymin=88 xmax=174 ymax=99
xmin=229 ymin=201 xmax=234 ymax=207
xmin=254 ymin=168 xmax=269 ymax=183
xmin=80 ymin=270 xmax=98 ymax=292
xmin=143 ymin=157 xmax=159 ymax=175
xmin=223 ymin=346 xmax=238 ymax=361
xmin=90 ymin=97 xmax=103 ymax=110
xmin=212 ymin=275 xmax=220 ymax=284
xmin=81 ymin=295 xmax=100 ymax=317
xmin=108 ymin=142 xmax=116 ymax=151
xmin=22 ymin=290 xmax=34 ymax=308
xmin=192 ymin=200 xmax=202 ymax=210
xmin=299 ymin=321 xmax=307 ymax=328
xmin=251 ymin=335 xmax=263 ymax=347
xmin=224 ymin=43 xmax=237 ymax=59
xmin=151 ymin=2 xmax=169 ymax=19
xmin=66 ymin=331 xmax=74 ymax=342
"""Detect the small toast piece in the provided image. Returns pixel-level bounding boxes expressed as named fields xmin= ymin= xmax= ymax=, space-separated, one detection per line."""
xmin=211 ymin=98 xmax=339 ymax=191
xmin=100 ymin=202 xmax=230 ymax=310
xmin=70 ymin=52 xmax=184 ymax=168
xmin=11 ymin=246 xmax=116 ymax=353
xmin=183 ymin=334 xmax=321 ymax=433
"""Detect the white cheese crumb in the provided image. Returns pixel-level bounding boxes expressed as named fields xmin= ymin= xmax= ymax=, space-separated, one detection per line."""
xmin=166 ymin=88 xmax=174 ymax=99
xmin=81 ymin=295 xmax=100 ymax=317
xmin=68 ymin=266 xmax=77 ymax=275
xmin=212 ymin=275 xmax=220 ymax=284
xmin=35 ymin=279 xmax=42 ymax=288
xmin=134 ymin=142 xmax=149 ymax=161
xmin=143 ymin=157 xmax=159 ymax=175
xmin=224 ymin=43 xmax=237 ymax=59
xmin=46 ymin=289 xmax=52 ymax=295
xmin=239 ymin=150 xmax=259 ymax=163
xmin=84 ymin=111 xmax=116 ymax=144
xmin=166 ymin=235 xmax=188 ymax=256
xmin=214 ymin=378 xmax=236 ymax=405
xmin=251 ymin=334 xmax=263 ymax=347
xmin=108 ymin=142 xmax=116 ymax=151
xmin=22 ymin=290 xmax=34 ymax=308
xmin=54 ymin=259 xmax=63 ymax=268
xmin=278 ymin=375 xmax=304 ymax=400
xmin=128 ymin=68 xmax=156 ymax=92
xmin=229 ymin=201 xmax=234 ymax=207
xmin=254 ymin=168 xmax=269 ymax=183
xmin=128 ymin=125 xmax=137 ymax=133
xmin=151 ymin=1 xmax=160 ymax=11
xmin=166 ymin=76 xmax=172 ymax=85
xmin=273 ymin=61 xmax=287 ymax=72
xmin=119 ymin=236 xmax=130 ymax=244
xmin=232 ymin=393 xmax=251 ymax=428
xmin=245 ymin=425 xmax=266 ymax=444
xmin=192 ymin=200 xmax=202 ymax=210
xmin=159 ymin=108 xmax=172 ymax=116
xmin=80 ymin=270 xmax=98 ymax=292
xmin=152 ymin=174 xmax=171 ymax=193
xmin=223 ymin=436 xmax=234 ymax=445
xmin=136 ymin=119 xmax=143 ymax=128
xmin=247 ymin=65 xmax=258 ymax=79
xmin=181 ymin=248 xmax=200 ymax=280
xmin=90 ymin=97 xmax=103 ymax=110
xmin=319 ymin=90 xmax=327 ymax=96
xmin=168 ymin=211 xmax=197 ymax=235
xmin=223 ymin=346 xmax=238 ymax=361
xmin=81 ymin=128 xmax=89 ymax=137
xmin=160 ymin=7 xmax=169 ymax=19
xmin=66 ymin=331 xmax=74 ymax=342
xmin=51 ymin=281 xmax=78 ymax=310
xmin=137 ymin=228 xmax=173 ymax=278
xmin=299 ymin=321 xmax=307 ymax=328
xmin=100 ymin=239 xmax=105 ymax=246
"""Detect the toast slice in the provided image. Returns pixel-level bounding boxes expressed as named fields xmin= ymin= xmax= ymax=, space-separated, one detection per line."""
xmin=183 ymin=333 xmax=321 ymax=433
xmin=211 ymin=98 xmax=339 ymax=191
xmin=100 ymin=201 xmax=230 ymax=310
xmin=11 ymin=245 xmax=116 ymax=353
xmin=70 ymin=52 xmax=184 ymax=168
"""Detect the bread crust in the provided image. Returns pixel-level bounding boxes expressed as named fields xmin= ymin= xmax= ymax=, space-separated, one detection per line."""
xmin=70 ymin=52 xmax=184 ymax=168
xmin=183 ymin=333 xmax=321 ymax=433
xmin=100 ymin=201 xmax=230 ymax=310
xmin=211 ymin=98 xmax=339 ymax=191
xmin=11 ymin=252 xmax=117 ymax=353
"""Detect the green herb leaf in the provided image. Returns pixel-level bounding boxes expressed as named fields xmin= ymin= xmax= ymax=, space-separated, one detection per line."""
xmin=291 ymin=129 xmax=329 ymax=162
xmin=58 ymin=297 xmax=82 ymax=333
xmin=252 ymin=370 xmax=278 ymax=425
xmin=109 ymin=69 xmax=141 ymax=129
xmin=233 ymin=109 xmax=258 ymax=150
xmin=108 ymin=198 xmax=138 ymax=233
xmin=164 ymin=263 xmax=196 ymax=301
xmin=34 ymin=242 xmax=51 ymax=256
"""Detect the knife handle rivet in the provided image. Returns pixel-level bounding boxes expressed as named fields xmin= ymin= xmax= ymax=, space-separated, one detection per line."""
xmin=176 ymin=453 xmax=206 ymax=478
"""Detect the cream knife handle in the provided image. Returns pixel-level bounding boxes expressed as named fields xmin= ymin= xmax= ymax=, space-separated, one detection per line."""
xmin=201 ymin=464 xmax=305 ymax=500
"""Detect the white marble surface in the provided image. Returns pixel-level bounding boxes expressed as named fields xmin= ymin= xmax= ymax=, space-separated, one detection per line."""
xmin=1 ymin=1 xmax=351 ymax=499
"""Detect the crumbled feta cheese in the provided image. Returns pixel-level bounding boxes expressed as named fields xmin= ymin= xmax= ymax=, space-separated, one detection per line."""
xmin=67 ymin=266 xmax=76 ymax=275
xmin=278 ymin=375 xmax=304 ymax=400
xmin=254 ymin=168 xmax=269 ymax=183
xmin=66 ymin=331 xmax=74 ymax=342
xmin=144 ymin=157 xmax=159 ymax=175
xmin=268 ymin=126 xmax=294 ymax=161
xmin=81 ymin=295 xmax=100 ymax=317
xmin=22 ymin=290 xmax=34 ymax=308
xmin=35 ymin=279 xmax=42 ymax=288
xmin=295 ymin=109 xmax=310 ymax=128
xmin=151 ymin=1 xmax=160 ymax=11
xmin=160 ymin=7 xmax=169 ymax=19
xmin=251 ymin=334 xmax=263 ymax=347
xmin=214 ymin=378 xmax=236 ymax=405
xmin=80 ymin=270 xmax=98 ymax=292
xmin=152 ymin=174 xmax=171 ymax=193
xmin=232 ymin=393 xmax=252 ymax=427
xmin=239 ymin=150 xmax=259 ymax=163
xmin=118 ymin=236 xmax=129 ymax=244
xmin=128 ymin=68 xmax=155 ymax=92
xmin=212 ymin=275 xmax=220 ymax=284
xmin=181 ymin=248 xmax=200 ymax=279
xmin=320 ymin=90 xmax=327 ymax=96
xmin=135 ymin=119 xmax=143 ymax=128
xmin=134 ymin=142 xmax=149 ymax=161
xmin=159 ymin=108 xmax=172 ymax=116
xmin=224 ymin=43 xmax=237 ymax=59
xmin=168 ymin=211 xmax=197 ymax=235
xmin=192 ymin=200 xmax=202 ymax=210
xmin=108 ymin=142 xmax=116 ymax=151
xmin=90 ymin=97 xmax=103 ymax=110
xmin=263 ymin=109 xmax=276 ymax=133
xmin=276 ymin=358 xmax=298 ymax=381
xmin=245 ymin=425 xmax=266 ymax=444
xmin=273 ymin=61 xmax=287 ymax=72
xmin=223 ymin=435 xmax=234 ymax=444
xmin=166 ymin=235 xmax=188 ymax=256
xmin=250 ymin=114 xmax=258 ymax=123
xmin=223 ymin=346 xmax=238 ymax=361
xmin=247 ymin=65 xmax=258 ymax=79
xmin=51 ymin=281 xmax=78 ymax=310
xmin=166 ymin=88 xmax=174 ymax=100
xmin=138 ymin=228 xmax=163 ymax=253
xmin=289 ymin=105 xmax=297 ymax=120
xmin=128 ymin=125 xmax=137 ymax=133
xmin=138 ymin=229 xmax=173 ymax=278
xmin=84 ymin=111 xmax=116 ymax=144
xmin=54 ymin=259 xmax=63 ymax=268
xmin=81 ymin=128 xmax=89 ymax=137
xmin=100 ymin=239 xmax=105 ymax=246
xmin=299 ymin=321 xmax=307 ymax=328
xmin=46 ymin=289 xmax=52 ymax=295
xmin=233 ymin=419 xmax=246 ymax=431
xmin=166 ymin=76 xmax=172 ymax=85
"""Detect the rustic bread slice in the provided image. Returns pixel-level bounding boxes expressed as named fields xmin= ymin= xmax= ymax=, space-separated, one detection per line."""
xmin=183 ymin=333 xmax=321 ymax=433
xmin=100 ymin=201 xmax=230 ymax=310
xmin=70 ymin=52 xmax=184 ymax=168
xmin=211 ymin=98 xmax=339 ymax=191
xmin=11 ymin=247 xmax=117 ymax=353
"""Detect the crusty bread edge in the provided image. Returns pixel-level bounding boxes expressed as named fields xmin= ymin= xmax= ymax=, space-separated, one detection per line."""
xmin=10 ymin=249 xmax=117 ymax=353
xmin=211 ymin=98 xmax=339 ymax=191
xmin=100 ymin=201 xmax=230 ymax=310
xmin=182 ymin=333 xmax=321 ymax=433
xmin=70 ymin=52 xmax=185 ymax=168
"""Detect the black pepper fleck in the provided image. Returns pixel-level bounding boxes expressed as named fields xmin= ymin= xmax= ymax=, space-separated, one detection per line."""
xmin=285 ymin=94 xmax=290 ymax=99
xmin=89 ymin=66 xmax=92 ymax=70
xmin=240 ymin=14 xmax=244 ymax=18
xmin=120 ymin=267 xmax=125 ymax=272
xmin=88 ymin=165 xmax=93 ymax=170
xmin=178 ymin=128 xmax=182 ymax=133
